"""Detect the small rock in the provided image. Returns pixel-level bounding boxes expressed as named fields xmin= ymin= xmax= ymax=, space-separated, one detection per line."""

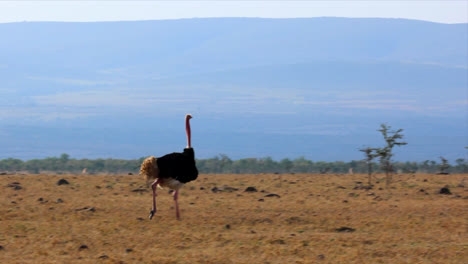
xmin=419 ymin=189 xmax=425 ymax=192
xmin=258 ymin=198 xmax=264 ymax=202
xmin=57 ymin=179 xmax=69 ymax=185
xmin=56 ymin=198 xmax=64 ymax=203
xmin=342 ymin=200 xmax=348 ymax=203
xmin=244 ymin=186 xmax=258 ymax=192
xmin=136 ymin=217 xmax=144 ymax=221
xmin=221 ymin=186 xmax=239 ymax=192
xmin=98 ymin=255 xmax=109 ymax=259
xmin=211 ymin=187 xmax=219 ymax=193
xmin=270 ymin=239 xmax=286 ymax=245
xmin=354 ymin=184 xmax=373 ymax=190
xmin=125 ymin=248 xmax=133 ymax=253
xmin=337 ymin=186 xmax=346 ymax=189
xmin=225 ymin=224 xmax=231 ymax=229
xmin=0 ymin=245 xmax=4 ymax=250
xmin=200 ymin=187 xmax=205 ymax=190
xmin=317 ymin=254 xmax=325 ymax=260
xmin=37 ymin=197 xmax=44 ymax=202
xmin=7 ymin=183 xmax=22 ymax=190
xmin=285 ymin=216 xmax=304 ymax=224
xmin=131 ymin=188 xmax=148 ymax=193
xmin=335 ymin=227 xmax=355 ymax=233
xmin=258 ymin=218 xmax=273 ymax=224
xmin=439 ymin=187 xmax=452 ymax=195
xmin=128 ymin=172 xmax=133 ymax=175
xmin=75 ymin=207 xmax=95 ymax=212
xmin=423 ymin=179 xmax=428 ymax=182
xmin=265 ymin=193 xmax=281 ymax=198
xmin=78 ymin=245 xmax=88 ymax=250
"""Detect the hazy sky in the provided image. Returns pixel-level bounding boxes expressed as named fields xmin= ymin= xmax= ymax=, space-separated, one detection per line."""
xmin=0 ymin=1 xmax=467 ymax=24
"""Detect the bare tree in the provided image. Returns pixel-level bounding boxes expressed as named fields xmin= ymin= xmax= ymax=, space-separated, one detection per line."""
xmin=375 ymin=124 xmax=407 ymax=188
xmin=359 ymin=147 xmax=378 ymax=186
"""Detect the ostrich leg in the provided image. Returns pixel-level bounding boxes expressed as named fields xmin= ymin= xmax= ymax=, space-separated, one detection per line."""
xmin=173 ymin=190 xmax=181 ymax=220
xmin=149 ymin=178 xmax=160 ymax=220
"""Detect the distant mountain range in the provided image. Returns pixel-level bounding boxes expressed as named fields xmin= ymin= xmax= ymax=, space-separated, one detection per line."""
xmin=0 ymin=18 xmax=466 ymax=162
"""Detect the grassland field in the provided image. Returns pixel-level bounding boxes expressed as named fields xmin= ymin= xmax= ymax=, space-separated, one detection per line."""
xmin=0 ymin=173 xmax=467 ymax=264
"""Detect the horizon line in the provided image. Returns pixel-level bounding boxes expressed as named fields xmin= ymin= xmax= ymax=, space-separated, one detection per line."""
xmin=1 ymin=16 xmax=466 ymax=25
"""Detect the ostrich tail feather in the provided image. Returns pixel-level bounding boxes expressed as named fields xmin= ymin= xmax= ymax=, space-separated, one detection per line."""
xmin=139 ymin=156 xmax=158 ymax=184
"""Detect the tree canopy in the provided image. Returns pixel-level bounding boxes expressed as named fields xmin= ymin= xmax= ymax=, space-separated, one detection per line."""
xmin=0 ymin=154 xmax=466 ymax=175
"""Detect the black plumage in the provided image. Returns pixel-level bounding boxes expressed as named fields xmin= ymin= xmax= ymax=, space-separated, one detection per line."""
xmin=156 ymin=148 xmax=198 ymax=183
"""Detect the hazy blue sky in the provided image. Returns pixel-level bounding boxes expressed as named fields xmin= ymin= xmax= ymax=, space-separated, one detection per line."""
xmin=0 ymin=1 xmax=466 ymax=24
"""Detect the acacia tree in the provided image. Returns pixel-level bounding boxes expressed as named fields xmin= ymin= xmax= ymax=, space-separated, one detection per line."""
xmin=375 ymin=124 xmax=407 ymax=188
xmin=359 ymin=147 xmax=378 ymax=186
xmin=438 ymin=156 xmax=450 ymax=174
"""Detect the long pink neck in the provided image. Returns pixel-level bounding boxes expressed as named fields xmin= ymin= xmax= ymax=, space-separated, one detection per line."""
xmin=186 ymin=116 xmax=191 ymax=148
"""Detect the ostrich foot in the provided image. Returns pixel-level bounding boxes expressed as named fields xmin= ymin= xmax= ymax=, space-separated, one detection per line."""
xmin=149 ymin=210 xmax=156 ymax=220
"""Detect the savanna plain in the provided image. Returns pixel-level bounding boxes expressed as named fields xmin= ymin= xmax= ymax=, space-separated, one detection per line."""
xmin=0 ymin=173 xmax=466 ymax=264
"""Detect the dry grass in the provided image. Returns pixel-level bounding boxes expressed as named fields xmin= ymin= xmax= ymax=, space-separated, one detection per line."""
xmin=0 ymin=173 xmax=467 ymax=264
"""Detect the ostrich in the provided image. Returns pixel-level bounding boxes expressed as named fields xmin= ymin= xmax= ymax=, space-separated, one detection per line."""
xmin=139 ymin=114 xmax=198 ymax=220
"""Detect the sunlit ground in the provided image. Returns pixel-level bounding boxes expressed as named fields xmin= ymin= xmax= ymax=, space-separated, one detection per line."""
xmin=1 ymin=173 xmax=466 ymax=263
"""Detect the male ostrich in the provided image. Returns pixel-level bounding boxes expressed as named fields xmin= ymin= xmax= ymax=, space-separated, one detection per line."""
xmin=139 ymin=114 xmax=198 ymax=220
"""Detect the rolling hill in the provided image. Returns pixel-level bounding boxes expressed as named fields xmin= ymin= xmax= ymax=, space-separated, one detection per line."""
xmin=0 ymin=18 xmax=466 ymax=161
